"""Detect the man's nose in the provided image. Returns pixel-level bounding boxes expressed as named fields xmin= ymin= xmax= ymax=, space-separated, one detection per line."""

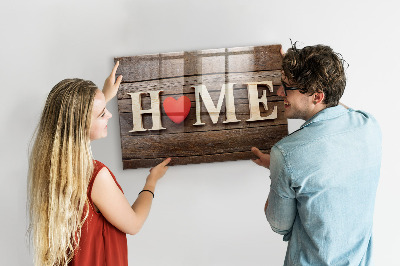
xmin=277 ymin=85 xmax=285 ymax=97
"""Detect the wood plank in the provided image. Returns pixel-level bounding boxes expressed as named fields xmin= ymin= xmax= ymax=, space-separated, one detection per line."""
xmin=115 ymin=45 xmax=282 ymax=83
xmin=117 ymin=70 xmax=282 ymax=99
xmin=121 ymin=125 xmax=287 ymax=159
xmin=122 ymin=149 xmax=272 ymax=169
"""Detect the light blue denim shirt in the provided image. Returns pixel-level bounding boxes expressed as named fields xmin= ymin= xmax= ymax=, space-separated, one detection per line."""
xmin=266 ymin=105 xmax=382 ymax=266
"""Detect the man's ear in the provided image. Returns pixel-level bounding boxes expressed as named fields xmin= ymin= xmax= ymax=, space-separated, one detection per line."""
xmin=313 ymin=92 xmax=325 ymax=104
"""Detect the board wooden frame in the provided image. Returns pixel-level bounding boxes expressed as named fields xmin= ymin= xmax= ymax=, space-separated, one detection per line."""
xmin=115 ymin=44 xmax=288 ymax=169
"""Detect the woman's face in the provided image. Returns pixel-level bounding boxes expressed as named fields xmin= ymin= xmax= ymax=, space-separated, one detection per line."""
xmin=90 ymin=89 xmax=112 ymax=141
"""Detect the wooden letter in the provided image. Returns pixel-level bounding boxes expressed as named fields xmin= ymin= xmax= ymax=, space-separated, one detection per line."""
xmin=192 ymin=83 xmax=240 ymax=126
xmin=246 ymin=81 xmax=277 ymax=122
xmin=128 ymin=90 xmax=166 ymax=132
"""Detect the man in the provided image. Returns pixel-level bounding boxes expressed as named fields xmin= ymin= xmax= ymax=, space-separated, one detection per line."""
xmin=252 ymin=44 xmax=382 ymax=265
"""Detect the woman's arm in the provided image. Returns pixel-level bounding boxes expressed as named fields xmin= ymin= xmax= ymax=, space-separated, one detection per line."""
xmin=91 ymin=158 xmax=171 ymax=235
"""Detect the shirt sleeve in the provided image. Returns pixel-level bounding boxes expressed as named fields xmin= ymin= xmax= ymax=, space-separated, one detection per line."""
xmin=266 ymin=145 xmax=297 ymax=241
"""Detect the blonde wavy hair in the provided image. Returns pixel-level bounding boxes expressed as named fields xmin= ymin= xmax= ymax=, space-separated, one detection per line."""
xmin=28 ymin=79 xmax=98 ymax=265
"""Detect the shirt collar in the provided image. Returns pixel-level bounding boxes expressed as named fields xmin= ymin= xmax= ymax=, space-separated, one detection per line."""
xmin=300 ymin=105 xmax=349 ymax=129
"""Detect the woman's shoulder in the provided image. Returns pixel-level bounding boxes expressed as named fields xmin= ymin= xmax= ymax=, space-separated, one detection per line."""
xmin=90 ymin=160 xmax=108 ymax=187
xmin=93 ymin=160 xmax=115 ymax=176
xmin=91 ymin=160 xmax=122 ymax=192
xmin=93 ymin=159 xmax=105 ymax=168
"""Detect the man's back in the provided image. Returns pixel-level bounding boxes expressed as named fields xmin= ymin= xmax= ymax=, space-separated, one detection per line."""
xmin=267 ymin=105 xmax=382 ymax=266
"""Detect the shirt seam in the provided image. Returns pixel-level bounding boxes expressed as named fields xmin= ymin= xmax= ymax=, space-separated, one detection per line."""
xmin=274 ymin=145 xmax=294 ymax=177
xmin=300 ymin=106 xmax=349 ymax=128
xmin=272 ymin=145 xmax=295 ymax=198
xmin=269 ymin=186 xmax=295 ymax=200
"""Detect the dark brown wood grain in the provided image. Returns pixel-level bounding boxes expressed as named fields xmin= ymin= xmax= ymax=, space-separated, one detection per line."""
xmin=117 ymin=71 xmax=282 ymax=100
xmin=115 ymin=44 xmax=288 ymax=169
xmin=122 ymin=149 xmax=272 ymax=169
xmin=121 ymin=125 xmax=287 ymax=159
xmin=115 ymin=45 xmax=283 ymax=83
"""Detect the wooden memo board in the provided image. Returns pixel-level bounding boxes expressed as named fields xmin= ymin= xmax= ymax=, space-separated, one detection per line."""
xmin=115 ymin=44 xmax=288 ymax=169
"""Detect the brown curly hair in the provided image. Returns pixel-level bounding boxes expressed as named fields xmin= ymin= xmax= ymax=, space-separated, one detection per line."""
xmin=282 ymin=43 xmax=348 ymax=107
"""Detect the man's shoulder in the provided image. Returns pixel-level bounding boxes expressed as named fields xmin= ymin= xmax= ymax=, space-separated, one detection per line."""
xmin=349 ymin=108 xmax=380 ymax=126
xmin=274 ymin=108 xmax=381 ymax=156
xmin=342 ymin=108 xmax=381 ymax=140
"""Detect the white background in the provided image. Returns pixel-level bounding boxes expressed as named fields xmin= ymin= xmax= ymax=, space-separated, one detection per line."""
xmin=1 ymin=0 xmax=399 ymax=265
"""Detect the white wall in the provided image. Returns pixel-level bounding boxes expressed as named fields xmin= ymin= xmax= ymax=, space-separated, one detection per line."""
xmin=1 ymin=0 xmax=398 ymax=265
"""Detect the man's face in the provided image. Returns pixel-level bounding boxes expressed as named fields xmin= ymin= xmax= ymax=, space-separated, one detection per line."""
xmin=278 ymin=73 xmax=315 ymax=121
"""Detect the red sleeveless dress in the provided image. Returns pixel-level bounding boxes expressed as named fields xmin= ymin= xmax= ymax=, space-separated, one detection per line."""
xmin=69 ymin=160 xmax=128 ymax=266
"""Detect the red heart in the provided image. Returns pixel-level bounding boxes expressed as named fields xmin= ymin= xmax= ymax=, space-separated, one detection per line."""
xmin=162 ymin=96 xmax=191 ymax=124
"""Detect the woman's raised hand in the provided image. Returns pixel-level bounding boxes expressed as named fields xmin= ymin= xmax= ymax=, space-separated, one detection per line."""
xmin=103 ymin=61 xmax=123 ymax=103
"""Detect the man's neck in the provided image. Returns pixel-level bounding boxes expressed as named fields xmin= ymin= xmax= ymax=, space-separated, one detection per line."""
xmin=305 ymin=104 xmax=327 ymax=121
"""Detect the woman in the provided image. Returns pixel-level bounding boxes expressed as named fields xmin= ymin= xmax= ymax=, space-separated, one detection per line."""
xmin=27 ymin=62 xmax=170 ymax=266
